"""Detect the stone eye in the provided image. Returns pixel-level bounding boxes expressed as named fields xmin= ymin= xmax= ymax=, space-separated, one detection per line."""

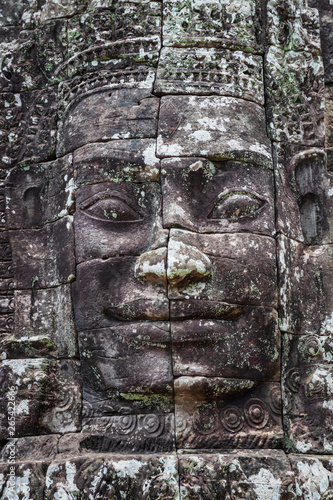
xmin=81 ymin=195 xmax=143 ymax=222
xmin=208 ymin=192 xmax=264 ymax=220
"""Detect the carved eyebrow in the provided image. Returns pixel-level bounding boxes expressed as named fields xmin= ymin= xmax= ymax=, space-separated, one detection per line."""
xmin=204 ymin=189 xmax=266 ymax=219
xmin=209 ymin=151 xmax=273 ymax=170
xmin=79 ymin=190 xmax=140 ymax=213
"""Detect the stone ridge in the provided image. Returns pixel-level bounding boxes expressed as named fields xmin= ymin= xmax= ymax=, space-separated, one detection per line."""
xmin=0 ymin=0 xmax=333 ymax=497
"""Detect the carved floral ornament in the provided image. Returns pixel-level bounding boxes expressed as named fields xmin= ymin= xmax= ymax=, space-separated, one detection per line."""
xmin=0 ymin=0 xmax=333 ymax=497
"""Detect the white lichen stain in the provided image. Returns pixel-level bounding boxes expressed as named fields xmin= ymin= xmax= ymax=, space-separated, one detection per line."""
xmin=249 ymin=468 xmax=282 ymax=500
xmin=15 ymin=399 xmax=30 ymax=415
xmin=143 ymin=142 xmax=159 ymax=167
xmin=45 ymin=463 xmax=59 ymax=489
xmin=296 ymin=459 xmax=332 ymax=499
xmin=113 ymin=459 xmax=145 ymax=478
xmin=296 ymin=440 xmax=313 ymax=453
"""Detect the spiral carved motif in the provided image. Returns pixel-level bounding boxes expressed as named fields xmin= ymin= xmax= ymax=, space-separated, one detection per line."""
xmin=142 ymin=414 xmax=164 ymax=436
xmin=193 ymin=406 xmax=219 ymax=435
xmin=269 ymin=387 xmax=282 ymax=415
xmin=220 ymin=406 xmax=244 ymax=433
xmin=302 ymin=335 xmax=321 ymax=357
xmin=244 ymin=399 xmax=269 ymax=429
xmin=285 ymin=368 xmax=301 ymax=393
xmin=115 ymin=415 xmax=137 ymax=435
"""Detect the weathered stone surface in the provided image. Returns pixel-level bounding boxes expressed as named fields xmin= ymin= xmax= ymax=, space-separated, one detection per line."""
xmin=278 ymin=235 xmax=333 ymax=336
xmin=44 ymin=455 xmax=179 ymax=499
xmin=66 ymin=37 xmax=160 ymax=83
xmin=320 ymin=12 xmax=333 ymax=83
xmin=1 ymin=0 xmax=77 ymax=27
xmin=167 ymin=229 xmax=277 ymax=307
xmin=74 ymin=181 xmax=167 ymax=263
xmin=5 ymin=156 xmax=74 ymax=229
xmin=162 ymin=0 xmax=262 ymax=52
xmin=266 ymin=1 xmax=325 ymax=146
xmin=78 ymin=323 xmax=173 ymax=415
xmin=179 ymin=451 xmax=295 ymax=499
xmin=283 ymin=333 xmax=333 ymax=453
xmin=73 ymin=259 xmax=169 ymax=330
xmin=0 ymin=88 xmax=57 ymax=167
xmin=267 ymin=0 xmax=321 ymax=54
xmin=73 ymin=139 xmax=160 ymax=185
xmin=273 ymin=144 xmax=330 ymax=243
xmin=172 ymin=307 xmax=280 ymax=381
xmin=290 ymin=454 xmax=333 ymax=497
xmin=326 ymin=85 xmax=333 ymax=152
xmin=0 ymin=358 xmax=81 ymax=438
xmin=0 ymin=461 xmax=48 ymax=499
xmin=0 ymin=0 xmax=32 ymax=27
xmin=57 ymin=88 xmax=159 ymax=156
xmin=67 ymin=2 xmax=161 ymax=57
xmin=0 ymin=285 xmax=77 ymax=359
xmin=0 ymin=434 xmax=59 ymax=461
xmin=9 ymin=217 xmax=75 ymax=289
xmin=0 ymin=22 xmax=67 ymax=92
xmin=76 ymin=414 xmax=174 ymax=453
xmin=157 ymin=96 xmax=272 ymax=164
xmin=266 ymin=46 xmax=325 ymax=146
xmin=175 ymin=378 xmax=283 ymax=449
xmin=161 ymin=157 xmax=275 ymax=236
xmin=1 ymin=0 xmax=333 ymax=490
xmin=155 ymin=47 xmax=264 ymax=105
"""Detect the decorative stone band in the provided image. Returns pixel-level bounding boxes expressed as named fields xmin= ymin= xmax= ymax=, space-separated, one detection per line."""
xmin=58 ymin=68 xmax=156 ymax=119
xmin=162 ymin=0 xmax=262 ymax=54
xmin=58 ymin=37 xmax=161 ymax=82
xmin=155 ymin=47 xmax=265 ymax=105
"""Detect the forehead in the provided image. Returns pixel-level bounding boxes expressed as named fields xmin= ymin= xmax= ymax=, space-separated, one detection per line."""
xmin=59 ymin=89 xmax=272 ymax=169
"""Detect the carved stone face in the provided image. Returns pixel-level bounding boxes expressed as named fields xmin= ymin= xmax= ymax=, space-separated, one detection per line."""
xmin=65 ymin=89 xmax=282 ymax=447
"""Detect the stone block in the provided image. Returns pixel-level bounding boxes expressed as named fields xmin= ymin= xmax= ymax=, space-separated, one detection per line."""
xmin=9 ymin=217 xmax=75 ymax=289
xmin=155 ymin=47 xmax=264 ymax=105
xmin=273 ymin=144 xmax=331 ymax=244
xmin=290 ymin=455 xmax=333 ymax=497
xmin=71 ymin=414 xmax=175 ymax=453
xmin=172 ymin=307 xmax=280 ymax=381
xmin=78 ymin=323 xmax=173 ymax=415
xmin=6 ymin=156 xmax=74 ymax=229
xmin=157 ymin=96 xmax=272 ymax=164
xmin=57 ymin=87 xmax=160 ymax=156
xmin=73 ymin=139 xmax=160 ymax=185
xmin=73 ymin=258 xmax=169 ymax=330
xmin=0 ymin=285 xmax=77 ymax=359
xmin=44 ymin=454 xmax=179 ymax=499
xmin=283 ymin=333 xmax=333 ymax=453
xmin=0 ymin=88 xmax=57 ymax=167
xmin=267 ymin=0 xmax=321 ymax=54
xmin=67 ymin=2 xmax=161 ymax=56
xmin=0 ymin=22 xmax=67 ymax=92
xmin=179 ymin=451 xmax=295 ymax=499
xmin=0 ymin=461 xmax=48 ymax=499
xmin=161 ymin=157 xmax=275 ymax=236
xmin=74 ymin=181 xmax=167 ymax=263
xmin=174 ymin=377 xmax=283 ymax=449
xmin=0 ymin=358 xmax=81 ymax=438
xmin=266 ymin=45 xmax=325 ymax=146
xmin=278 ymin=235 xmax=333 ymax=335
xmin=162 ymin=0 xmax=262 ymax=52
xmin=167 ymin=229 xmax=277 ymax=308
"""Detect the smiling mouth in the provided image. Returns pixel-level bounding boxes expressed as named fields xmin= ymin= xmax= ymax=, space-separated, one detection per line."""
xmin=104 ymin=299 xmax=247 ymax=322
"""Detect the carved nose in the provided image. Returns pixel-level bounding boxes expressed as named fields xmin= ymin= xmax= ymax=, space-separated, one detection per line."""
xmin=134 ymin=247 xmax=167 ymax=286
xmin=167 ymin=240 xmax=212 ymax=286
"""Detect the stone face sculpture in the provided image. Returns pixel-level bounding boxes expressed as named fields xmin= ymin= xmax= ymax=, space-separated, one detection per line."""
xmin=0 ymin=0 xmax=333 ymax=497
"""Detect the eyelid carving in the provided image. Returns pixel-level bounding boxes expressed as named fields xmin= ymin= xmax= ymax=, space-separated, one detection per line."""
xmin=80 ymin=190 xmax=144 ymax=222
xmin=207 ymin=190 xmax=265 ymax=220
